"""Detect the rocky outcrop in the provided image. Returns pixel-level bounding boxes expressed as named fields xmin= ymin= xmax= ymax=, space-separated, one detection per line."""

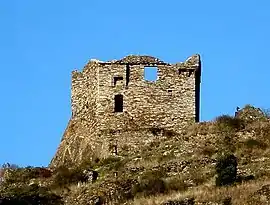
xmin=236 ymin=105 xmax=268 ymax=123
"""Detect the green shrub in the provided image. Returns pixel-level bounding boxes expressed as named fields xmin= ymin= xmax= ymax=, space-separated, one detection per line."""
xmin=215 ymin=127 xmax=237 ymax=154
xmin=215 ymin=115 xmax=244 ymax=131
xmin=52 ymin=166 xmax=85 ymax=188
xmin=131 ymin=169 xmax=166 ymax=197
xmin=244 ymin=139 xmax=267 ymax=149
xmin=149 ymin=127 xmax=164 ymax=136
xmin=163 ymin=130 xmax=177 ymax=137
xmin=4 ymin=168 xmax=36 ymax=184
xmin=132 ymin=177 xmax=165 ymax=197
xmin=77 ymin=159 xmax=96 ymax=171
xmin=215 ymin=153 xmax=238 ymax=186
xmin=52 ymin=157 xmax=121 ymax=188
xmin=52 ymin=166 xmax=72 ymax=187
xmin=0 ymin=184 xmax=63 ymax=205
xmin=201 ymin=146 xmax=217 ymax=156
xmin=99 ymin=156 xmax=120 ymax=166
xmin=97 ymin=156 xmax=125 ymax=171
xmin=164 ymin=177 xmax=189 ymax=192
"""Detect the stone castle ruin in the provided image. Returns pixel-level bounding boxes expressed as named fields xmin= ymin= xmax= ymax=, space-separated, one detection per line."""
xmin=50 ymin=54 xmax=202 ymax=167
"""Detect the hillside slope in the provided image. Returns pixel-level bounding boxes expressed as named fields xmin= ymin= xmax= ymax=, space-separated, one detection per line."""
xmin=1 ymin=105 xmax=270 ymax=205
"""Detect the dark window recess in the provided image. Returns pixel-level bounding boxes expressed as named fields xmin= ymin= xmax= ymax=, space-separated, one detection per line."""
xmin=113 ymin=76 xmax=123 ymax=86
xmin=168 ymin=89 xmax=172 ymax=95
xmin=109 ymin=144 xmax=118 ymax=155
xmin=114 ymin=94 xmax=123 ymax=112
xmin=179 ymin=69 xmax=192 ymax=76
xmin=126 ymin=64 xmax=130 ymax=87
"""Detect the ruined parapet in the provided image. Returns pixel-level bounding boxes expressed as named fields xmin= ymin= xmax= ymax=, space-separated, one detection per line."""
xmin=111 ymin=55 xmax=167 ymax=65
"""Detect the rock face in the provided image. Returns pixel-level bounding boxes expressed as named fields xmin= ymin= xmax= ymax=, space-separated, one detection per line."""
xmin=50 ymin=54 xmax=202 ymax=167
xmin=236 ymin=105 xmax=267 ymax=123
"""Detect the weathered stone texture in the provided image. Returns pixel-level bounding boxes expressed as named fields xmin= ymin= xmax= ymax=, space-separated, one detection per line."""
xmin=50 ymin=54 xmax=201 ymax=167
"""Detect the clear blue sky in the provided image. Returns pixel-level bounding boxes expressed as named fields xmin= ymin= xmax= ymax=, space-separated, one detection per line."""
xmin=1 ymin=1 xmax=270 ymax=167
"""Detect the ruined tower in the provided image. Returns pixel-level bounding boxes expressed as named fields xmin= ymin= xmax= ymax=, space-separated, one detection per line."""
xmin=50 ymin=54 xmax=201 ymax=167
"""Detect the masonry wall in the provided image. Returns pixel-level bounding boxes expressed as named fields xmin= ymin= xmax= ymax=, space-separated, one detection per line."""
xmin=71 ymin=62 xmax=99 ymax=121
xmin=97 ymin=61 xmax=199 ymax=133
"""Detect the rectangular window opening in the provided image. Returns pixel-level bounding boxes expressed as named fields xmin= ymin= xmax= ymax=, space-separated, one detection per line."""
xmin=144 ymin=66 xmax=158 ymax=81
xmin=114 ymin=94 xmax=123 ymax=112
xmin=126 ymin=64 xmax=130 ymax=87
xmin=113 ymin=76 xmax=123 ymax=86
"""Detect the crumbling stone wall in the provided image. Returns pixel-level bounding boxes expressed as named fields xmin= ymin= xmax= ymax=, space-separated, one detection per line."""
xmin=71 ymin=62 xmax=99 ymax=121
xmin=50 ymin=54 xmax=201 ymax=167
xmin=51 ymin=62 xmax=100 ymax=166
xmin=97 ymin=59 xmax=200 ymax=132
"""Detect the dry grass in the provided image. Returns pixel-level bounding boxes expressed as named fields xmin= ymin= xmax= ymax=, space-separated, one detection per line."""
xmin=4 ymin=107 xmax=270 ymax=204
xmin=184 ymin=122 xmax=215 ymax=137
xmin=129 ymin=177 xmax=270 ymax=205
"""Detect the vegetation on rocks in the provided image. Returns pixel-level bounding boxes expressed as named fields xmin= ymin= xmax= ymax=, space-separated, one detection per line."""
xmin=1 ymin=105 xmax=270 ymax=204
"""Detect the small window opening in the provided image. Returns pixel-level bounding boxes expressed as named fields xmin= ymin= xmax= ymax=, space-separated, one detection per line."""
xmin=144 ymin=66 xmax=158 ymax=81
xmin=188 ymin=70 xmax=193 ymax=77
xmin=126 ymin=64 xmax=130 ymax=87
xmin=168 ymin=89 xmax=172 ymax=95
xmin=112 ymin=145 xmax=118 ymax=155
xmin=109 ymin=144 xmax=118 ymax=156
xmin=114 ymin=94 xmax=123 ymax=112
xmin=178 ymin=69 xmax=182 ymax=75
xmin=114 ymin=76 xmax=123 ymax=86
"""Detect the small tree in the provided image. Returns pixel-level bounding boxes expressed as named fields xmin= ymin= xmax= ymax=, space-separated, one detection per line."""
xmin=215 ymin=153 xmax=237 ymax=186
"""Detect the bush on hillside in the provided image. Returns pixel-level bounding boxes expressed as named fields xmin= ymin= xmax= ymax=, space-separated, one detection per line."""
xmin=215 ymin=115 xmax=244 ymax=131
xmin=131 ymin=169 xmax=167 ymax=197
xmin=52 ymin=165 xmax=87 ymax=188
xmin=215 ymin=153 xmax=238 ymax=186
xmin=164 ymin=176 xmax=189 ymax=192
xmin=0 ymin=184 xmax=63 ymax=205
xmin=244 ymin=139 xmax=267 ymax=149
xmin=2 ymin=167 xmax=52 ymax=185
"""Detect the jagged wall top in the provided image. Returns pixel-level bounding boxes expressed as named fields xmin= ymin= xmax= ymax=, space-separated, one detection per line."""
xmin=111 ymin=55 xmax=166 ymax=65
xmin=86 ymin=54 xmax=200 ymax=66
xmin=76 ymin=54 xmax=201 ymax=74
